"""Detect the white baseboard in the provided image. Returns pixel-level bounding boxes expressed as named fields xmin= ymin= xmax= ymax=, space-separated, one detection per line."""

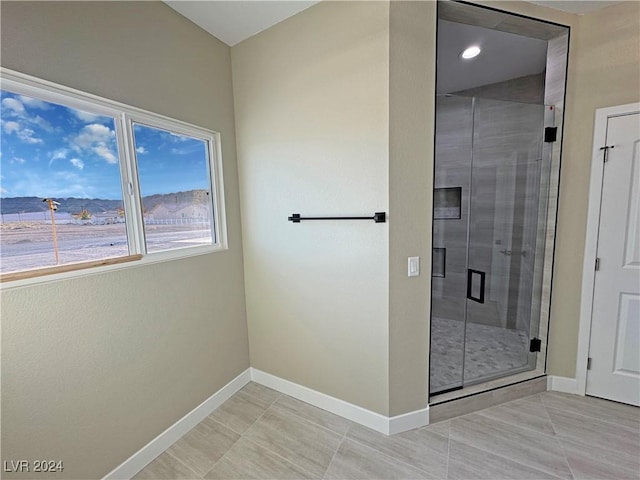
xmin=103 ymin=368 xmax=251 ymax=480
xmin=104 ymin=367 xmax=430 ymax=479
xmin=547 ymin=375 xmax=578 ymax=395
xmin=250 ymin=368 xmax=429 ymax=435
xmin=388 ymin=406 xmax=430 ymax=435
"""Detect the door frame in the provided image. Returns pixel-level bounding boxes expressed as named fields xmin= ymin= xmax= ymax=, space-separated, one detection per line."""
xmin=576 ymin=102 xmax=640 ymax=396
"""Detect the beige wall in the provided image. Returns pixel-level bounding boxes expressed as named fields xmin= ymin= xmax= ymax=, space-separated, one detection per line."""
xmin=0 ymin=2 xmax=249 ymax=479
xmin=232 ymin=1 xmax=391 ymax=415
xmin=547 ymin=1 xmax=640 ymax=377
xmin=388 ymin=1 xmax=436 ymax=416
xmin=234 ymin=0 xmax=640 ymax=418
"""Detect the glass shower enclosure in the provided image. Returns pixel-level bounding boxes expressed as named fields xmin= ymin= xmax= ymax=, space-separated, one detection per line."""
xmin=430 ymin=95 xmax=555 ymax=395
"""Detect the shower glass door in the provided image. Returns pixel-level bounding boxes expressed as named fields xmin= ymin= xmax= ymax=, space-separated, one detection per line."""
xmin=464 ymin=98 xmax=547 ymax=385
xmin=430 ymin=95 xmax=553 ymax=395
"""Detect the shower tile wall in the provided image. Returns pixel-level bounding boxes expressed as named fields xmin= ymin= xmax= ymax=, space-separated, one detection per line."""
xmin=433 ymin=95 xmax=544 ymax=334
xmin=469 ymin=98 xmax=544 ymax=335
xmin=432 ymin=96 xmax=473 ymax=325
xmin=536 ymin=33 xmax=569 ymax=371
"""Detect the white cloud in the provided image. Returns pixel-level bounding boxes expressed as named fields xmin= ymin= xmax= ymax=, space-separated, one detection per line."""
xmin=136 ymin=146 xmax=147 ymax=154
xmin=50 ymin=148 xmax=69 ymax=162
xmin=31 ymin=115 xmax=54 ymax=133
xmin=93 ymin=145 xmax=117 ymax=164
xmin=72 ymin=123 xmax=114 ymax=149
xmin=3 ymin=121 xmax=20 ymax=134
xmin=72 ymin=110 xmax=102 ymax=123
xmin=2 ymin=97 xmax=25 ymax=114
xmin=1 ymin=119 xmax=43 ymax=144
xmin=0 ymin=187 xmax=7 ymax=195
xmin=10 ymin=157 xmax=26 ymax=164
xmin=16 ymin=128 xmax=42 ymax=144
xmin=18 ymin=95 xmax=50 ymax=110
xmin=1 ymin=97 xmax=54 ymax=140
xmin=70 ymin=123 xmax=117 ymax=164
xmin=70 ymin=158 xmax=84 ymax=170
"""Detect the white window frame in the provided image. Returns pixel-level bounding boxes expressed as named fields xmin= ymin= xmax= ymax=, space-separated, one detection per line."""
xmin=0 ymin=68 xmax=227 ymax=288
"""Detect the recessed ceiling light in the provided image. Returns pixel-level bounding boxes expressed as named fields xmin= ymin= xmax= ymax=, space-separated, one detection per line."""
xmin=461 ymin=45 xmax=481 ymax=59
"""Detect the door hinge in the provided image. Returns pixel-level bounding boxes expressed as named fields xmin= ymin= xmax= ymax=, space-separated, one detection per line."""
xmin=587 ymin=357 xmax=592 ymax=370
xmin=600 ymin=145 xmax=615 ymax=162
xmin=544 ymin=127 xmax=558 ymax=143
xmin=595 ymin=257 xmax=600 ymax=271
xmin=529 ymin=338 xmax=542 ymax=352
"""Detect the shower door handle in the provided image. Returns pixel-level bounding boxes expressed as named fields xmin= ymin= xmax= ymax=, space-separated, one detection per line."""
xmin=466 ymin=269 xmax=485 ymax=304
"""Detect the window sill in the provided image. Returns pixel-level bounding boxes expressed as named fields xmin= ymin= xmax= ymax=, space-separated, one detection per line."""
xmin=1 ymin=254 xmax=143 ymax=283
xmin=0 ymin=243 xmax=226 ymax=289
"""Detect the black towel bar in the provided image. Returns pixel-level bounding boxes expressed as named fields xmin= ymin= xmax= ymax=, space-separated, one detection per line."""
xmin=288 ymin=212 xmax=386 ymax=223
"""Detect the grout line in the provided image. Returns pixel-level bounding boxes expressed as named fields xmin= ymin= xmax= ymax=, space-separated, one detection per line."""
xmin=474 ymin=405 xmax=558 ymax=439
xmin=240 ymin=397 xmax=274 ymax=438
xmin=270 ymin=396 xmax=354 ymax=437
xmin=240 ymin=381 xmax=283 ymax=407
xmin=444 ymin=426 xmax=451 ymax=479
xmin=447 ymin=434 xmax=568 ymax=480
xmin=246 ymin=437 xmax=322 ymax=480
xmin=342 ymin=434 xmax=433 ymax=476
xmin=162 ymin=448 xmax=203 ymax=479
xmin=321 ymin=426 xmax=349 ymax=478
xmin=541 ymin=397 xmax=640 ymax=433
xmin=239 ymin=398 xmax=328 ymax=478
xmin=554 ymin=436 xmax=578 ymax=480
xmin=447 ymin=417 xmax=573 ymax=479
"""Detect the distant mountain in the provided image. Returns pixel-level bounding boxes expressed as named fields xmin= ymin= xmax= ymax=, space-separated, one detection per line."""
xmin=0 ymin=190 xmax=209 ymax=215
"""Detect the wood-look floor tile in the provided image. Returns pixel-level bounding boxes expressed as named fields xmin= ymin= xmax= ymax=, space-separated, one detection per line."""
xmin=560 ymin=437 xmax=640 ymax=480
xmin=546 ymin=405 xmax=640 ymax=455
xmin=272 ymin=394 xmax=354 ymax=436
xmin=323 ymin=439 xmax=428 ymax=480
xmin=447 ymin=439 xmax=560 ymax=480
xmin=167 ymin=416 xmax=240 ymax=476
xmin=132 ymin=452 xmax=199 ymax=480
xmin=449 ymin=413 xmax=573 ymax=479
xmin=204 ymin=437 xmax=317 ymax=479
xmin=422 ymin=420 xmax=450 ymax=438
xmin=244 ymin=407 xmax=342 ymax=477
xmin=240 ymin=382 xmax=281 ymax=405
xmin=345 ymin=423 xmax=448 ymax=479
xmin=210 ymin=390 xmax=272 ymax=434
xmin=541 ymin=392 xmax=640 ymax=430
xmin=477 ymin=397 xmax=556 ymax=436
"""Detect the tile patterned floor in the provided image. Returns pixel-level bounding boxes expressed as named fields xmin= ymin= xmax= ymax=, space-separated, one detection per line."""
xmin=134 ymin=383 xmax=640 ymax=480
xmin=430 ymin=316 xmax=530 ymax=392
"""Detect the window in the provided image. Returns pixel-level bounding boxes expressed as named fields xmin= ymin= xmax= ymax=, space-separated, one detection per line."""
xmin=0 ymin=70 xmax=225 ymax=281
xmin=131 ymin=123 xmax=216 ymax=254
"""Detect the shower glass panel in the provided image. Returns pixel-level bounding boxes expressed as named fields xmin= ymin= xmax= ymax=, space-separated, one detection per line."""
xmin=430 ymin=95 xmax=552 ymax=395
xmin=431 ymin=95 xmax=473 ymax=393
xmin=464 ymin=98 xmax=547 ymax=385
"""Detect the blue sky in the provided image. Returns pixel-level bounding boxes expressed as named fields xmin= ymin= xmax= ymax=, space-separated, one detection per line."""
xmin=0 ymin=90 xmax=209 ymax=200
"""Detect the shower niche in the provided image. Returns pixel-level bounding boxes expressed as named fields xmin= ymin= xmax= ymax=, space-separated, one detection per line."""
xmin=429 ymin=2 xmax=569 ymax=396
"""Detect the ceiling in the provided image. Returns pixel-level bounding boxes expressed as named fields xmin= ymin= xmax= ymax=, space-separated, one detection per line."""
xmin=436 ymin=20 xmax=549 ymax=94
xmin=527 ymin=1 xmax=621 ymax=14
xmin=165 ymin=1 xmax=320 ymax=46
xmin=164 ymin=1 xmax=621 ymax=47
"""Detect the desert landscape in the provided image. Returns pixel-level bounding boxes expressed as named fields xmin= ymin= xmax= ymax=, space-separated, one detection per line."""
xmin=0 ymin=190 xmax=213 ymax=274
xmin=0 ymin=221 xmax=212 ymax=274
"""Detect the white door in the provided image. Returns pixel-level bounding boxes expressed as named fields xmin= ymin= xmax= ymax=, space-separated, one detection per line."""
xmin=587 ymin=112 xmax=640 ymax=406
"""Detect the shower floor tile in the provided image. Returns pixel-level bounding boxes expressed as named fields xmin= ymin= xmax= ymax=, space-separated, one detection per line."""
xmin=430 ymin=316 xmax=530 ymax=392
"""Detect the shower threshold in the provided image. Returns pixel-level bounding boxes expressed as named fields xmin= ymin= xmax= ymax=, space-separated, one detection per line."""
xmin=429 ymin=369 xmax=545 ymax=405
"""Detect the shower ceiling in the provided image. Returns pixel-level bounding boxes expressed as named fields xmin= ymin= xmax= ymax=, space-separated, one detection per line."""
xmin=436 ymin=20 xmax=548 ymax=94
